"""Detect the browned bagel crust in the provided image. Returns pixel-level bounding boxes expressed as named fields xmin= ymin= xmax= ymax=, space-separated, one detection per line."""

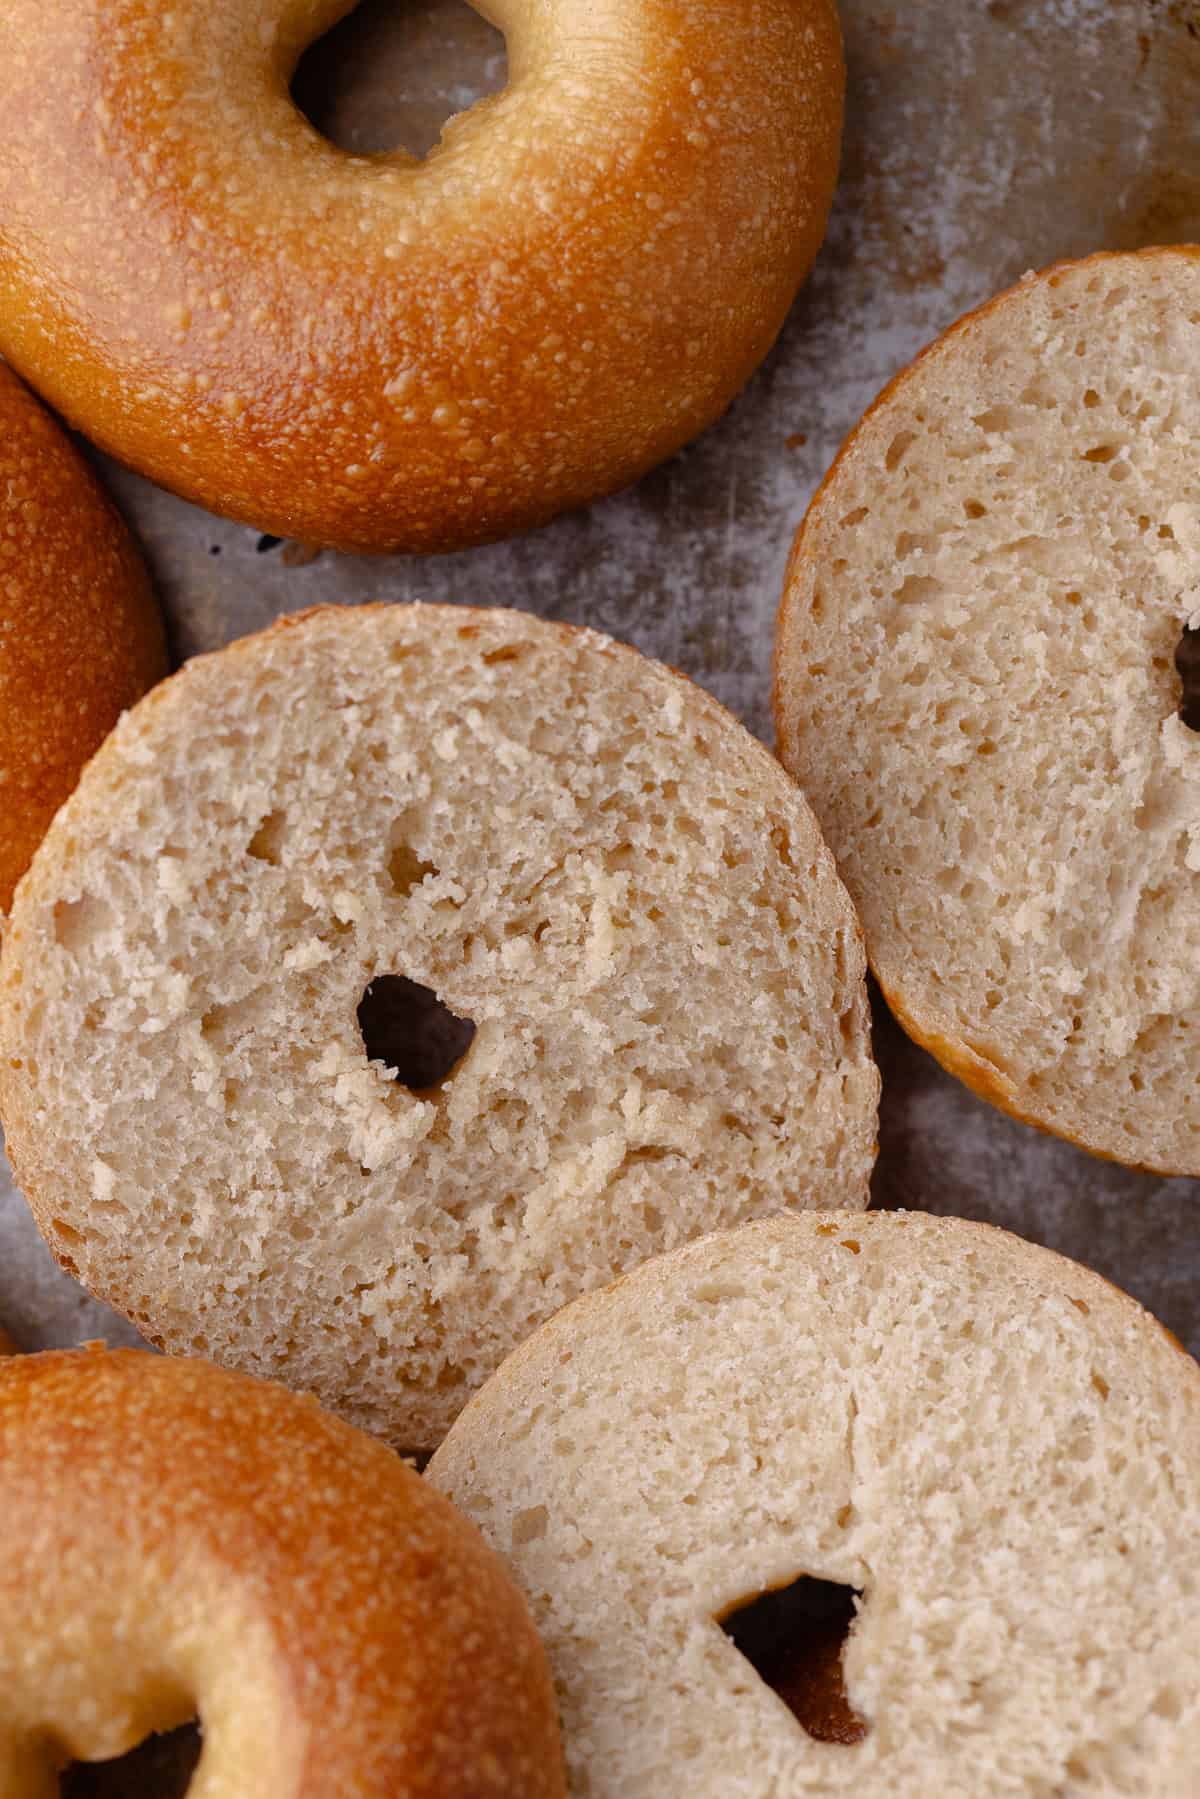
xmin=0 ymin=1347 xmax=566 ymax=1796
xmin=0 ymin=364 xmax=165 ymax=918
xmin=0 ymin=0 xmax=844 ymax=554
xmin=875 ymin=971 xmax=1169 ymax=1177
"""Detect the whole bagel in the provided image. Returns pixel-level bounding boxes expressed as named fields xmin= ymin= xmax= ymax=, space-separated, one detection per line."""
xmin=0 ymin=0 xmax=844 ymax=553
xmin=0 ymin=1347 xmax=565 ymax=1797
xmin=0 ymin=363 xmax=165 ymax=920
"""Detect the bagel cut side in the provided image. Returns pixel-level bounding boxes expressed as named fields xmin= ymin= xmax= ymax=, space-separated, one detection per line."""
xmin=0 ymin=0 xmax=843 ymax=552
xmin=0 ymin=363 xmax=165 ymax=921
xmin=0 ymin=1347 xmax=565 ymax=1797
xmin=775 ymin=247 xmax=1200 ymax=1173
xmin=0 ymin=604 xmax=878 ymax=1450
xmin=430 ymin=1211 xmax=1200 ymax=1797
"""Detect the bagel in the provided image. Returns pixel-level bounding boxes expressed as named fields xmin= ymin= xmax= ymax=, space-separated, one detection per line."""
xmin=429 ymin=1211 xmax=1200 ymax=1796
xmin=0 ymin=603 xmax=878 ymax=1450
xmin=0 ymin=0 xmax=844 ymax=554
xmin=0 ymin=362 xmax=165 ymax=921
xmin=774 ymin=248 xmax=1200 ymax=1173
xmin=0 ymin=1346 xmax=564 ymax=1796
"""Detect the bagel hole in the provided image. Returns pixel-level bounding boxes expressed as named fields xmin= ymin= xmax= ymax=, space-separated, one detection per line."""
xmin=1175 ymin=621 xmax=1200 ymax=731
xmin=357 ymin=975 xmax=476 ymax=1093
xmin=718 ymin=1577 xmax=868 ymax=1746
xmin=60 ymin=1722 xmax=201 ymax=1798
xmin=291 ymin=0 xmax=507 ymax=159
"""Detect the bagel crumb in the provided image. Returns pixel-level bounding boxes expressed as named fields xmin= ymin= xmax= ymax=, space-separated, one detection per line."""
xmin=0 ymin=605 xmax=878 ymax=1449
xmin=776 ymin=247 xmax=1200 ymax=1174
xmin=431 ymin=1212 xmax=1200 ymax=1795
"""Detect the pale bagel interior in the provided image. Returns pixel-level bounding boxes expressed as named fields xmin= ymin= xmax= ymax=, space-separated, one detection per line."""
xmin=0 ymin=605 xmax=877 ymax=1449
xmin=775 ymin=249 xmax=1200 ymax=1173
xmin=429 ymin=1211 xmax=1200 ymax=1797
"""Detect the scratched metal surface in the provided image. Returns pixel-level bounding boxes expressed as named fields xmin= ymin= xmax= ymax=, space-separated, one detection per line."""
xmin=2 ymin=0 xmax=1199 ymax=1359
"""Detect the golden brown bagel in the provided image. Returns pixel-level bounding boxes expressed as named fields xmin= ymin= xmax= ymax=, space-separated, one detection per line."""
xmin=0 ymin=364 xmax=165 ymax=920
xmin=0 ymin=0 xmax=843 ymax=553
xmin=0 ymin=1347 xmax=566 ymax=1797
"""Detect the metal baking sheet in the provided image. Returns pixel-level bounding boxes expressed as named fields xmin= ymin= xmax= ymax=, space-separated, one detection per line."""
xmin=2 ymin=0 xmax=1198 ymax=1357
